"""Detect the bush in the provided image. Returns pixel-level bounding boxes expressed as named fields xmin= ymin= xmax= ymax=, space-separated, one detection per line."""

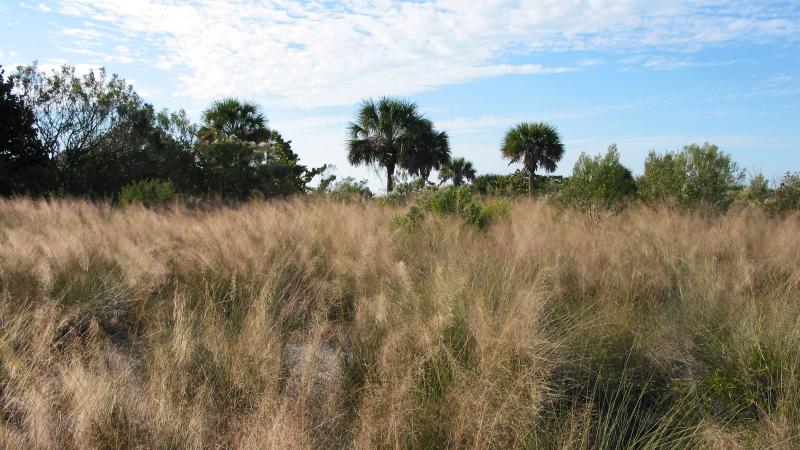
xmin=118 ymin=179 xmax=176 ymax=207
xmin=561 ymin=144 xmax=636 ymax=220
xmin=394 ymin=205 xmax=425 ymax=231
xmin=736 ymin=172 xmax=800 ymax=215
xmin=739 ymin=172 xmax=771 ymax=205
xmin=473 ymin=170 xmax=565 ymax=197
xmin=403 ymin=186 xmax=508 ymax=230
xmin=328 ymin=177 xmax=373 ymax=201
xmin=638 ymin=143 xmax=745 ymax=212
xmin=768 ymin=172 xmax=800 ymax=213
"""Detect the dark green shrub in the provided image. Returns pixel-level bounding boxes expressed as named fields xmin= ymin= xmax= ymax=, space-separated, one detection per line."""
xmin=473 ymin=170 xmax=565 ymax=197
xmin=118 ymin=179 xmax=176 ymax=207
xmin=473 ymin=171 xmax=528 ymax=196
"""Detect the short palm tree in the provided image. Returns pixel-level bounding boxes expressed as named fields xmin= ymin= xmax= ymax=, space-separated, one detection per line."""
xmin=347 ymin=97 xmax=425 ymax=193
xmin=199 ymin=98 xmax=270 ymax=144
xmin=439 ymin=157 xmax=476 ymax=187
xmin=501 ymin=122 xmax=565 ymax=193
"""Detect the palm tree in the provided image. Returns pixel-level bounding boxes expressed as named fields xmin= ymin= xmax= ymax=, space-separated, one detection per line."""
xmin=347 ymin=97 xmax=427 ymax=193
xmin=501 ymin=122 xmax=565 ymax=194
xmin=199 ymin=98 xmax=270 ymax=144
xmin=439 ymin=157 xmax=476 ymax=187
xmin=403 ymin=119 xmax=451 ymax=182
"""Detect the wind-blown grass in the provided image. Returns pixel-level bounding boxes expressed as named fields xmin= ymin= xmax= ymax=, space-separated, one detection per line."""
xmin=0 ymin=197 xmax=798 ymax=449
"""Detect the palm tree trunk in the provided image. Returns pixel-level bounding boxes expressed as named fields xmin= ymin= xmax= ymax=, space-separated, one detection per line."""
xmin=528 ymin=169 xmax=535 ymax=194
xmin=386 ymin=163 xmax=395 ymax=192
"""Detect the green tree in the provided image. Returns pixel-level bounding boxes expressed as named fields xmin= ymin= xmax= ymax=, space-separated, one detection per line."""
xmin=638 ymin=143 xmax=745 ymax=211
xmin=404 ymin=119 xmax=451 ymax=182
xmin=438 ymin=157 xmax=477 ymax=187
xmin=198 ymin=97 xmax=270 ymax=144
xmin=770 ymin=172 xmax=800 ymax=212
xmin=562 ymin=144 xmax=636 ymax=219
xmin=501 ymin=122 xmax=565 ymax=194
xmin=254 ymin=130 xmax=326 ymax=198
xmin=196 ymin=140 xmax=260 ymax=199
xmin=197 ymin=99 xmax=324 ymax=200
xmin=12 ymin=63 xmax=199 ymax=198
xmin=347 ymin=97 xmax=440 ymax=192
xmin=0 ymin=66 xmax=54 ymax=196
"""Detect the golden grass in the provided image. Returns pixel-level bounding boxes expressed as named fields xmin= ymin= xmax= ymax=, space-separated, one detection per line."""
xmin=0 ymin=197 xmax=798 ymax=449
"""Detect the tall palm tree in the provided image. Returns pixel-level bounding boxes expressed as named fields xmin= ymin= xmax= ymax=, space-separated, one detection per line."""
xmin=199 ymin=98 xmax=270 ymax=144
xmin=403 ymin=119 xmax=451 ymax=182
xmin=501 ymin=122 xmax=565 ymax=194
xmin=347 ymin=97 xmax=426 ymax=192
xmin=439 ymin=157 xmax=476 ymax=187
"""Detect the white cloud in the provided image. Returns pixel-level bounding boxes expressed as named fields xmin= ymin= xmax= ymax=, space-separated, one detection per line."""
xmin=639 ymin=56 xmax=740 ymax=71
xmin=577 ymin=58 xmax=603 ymax=67
xmin=35 ymin=58 xmax=103 ymax=76
xmin=62 ymin=27 xmax=103 ymax=40
xmin=46 ymin=0 xmax=799 ymax=108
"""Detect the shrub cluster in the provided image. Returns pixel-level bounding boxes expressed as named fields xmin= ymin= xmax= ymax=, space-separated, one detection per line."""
xmin=552 ymin=143 xmax=799 ymax=219
xmin=740 ymin=172 xmax=800 ymax=214
xmin=325 ymin=177 xmax=374 ymax=201
xmin=396 ymin=186 xmax=509 ymax=231
xmin=560 ymin=144 xmax=637 ymax=221
xmin=637 ymin=143 xmax=745 ymax=211
xmin=118 ymin=179 xmax=176 ymax=207
xmin=472 ymin=170 xmax=564 ymax=197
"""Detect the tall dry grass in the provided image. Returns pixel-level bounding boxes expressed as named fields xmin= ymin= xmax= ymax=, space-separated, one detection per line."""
xmin=0 ymin=197 xmax=798 ymax=449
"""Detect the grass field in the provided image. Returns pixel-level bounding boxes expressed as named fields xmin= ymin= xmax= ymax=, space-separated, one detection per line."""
xmin=0 ymin=198 xmax=798 ymax=449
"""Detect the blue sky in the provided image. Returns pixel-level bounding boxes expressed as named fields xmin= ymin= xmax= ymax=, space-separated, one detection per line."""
xmin=2 ymin=0 xmax=799 ymax=191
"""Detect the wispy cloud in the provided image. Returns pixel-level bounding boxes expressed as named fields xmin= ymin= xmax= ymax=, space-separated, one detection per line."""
xmin=622 ymin=55 xmax=742 ymax=71
xmin=39 ymin=0 xmax=799 ymax=108
xmin=438 ymin=99 xmax=657 ymax=133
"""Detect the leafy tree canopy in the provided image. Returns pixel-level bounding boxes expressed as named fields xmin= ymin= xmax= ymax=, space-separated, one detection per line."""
xmin=197 ymin=99 xmax=325 ymax=200
xmin=562 ymin=144 xmax=637 ymax=220
xmin=638 ymin=142 xmax=745 ymax=211
xmin=0 ymin=66 xmax=54 ymax=196
xmin=11 ymin=63 xmax=199 ymax=198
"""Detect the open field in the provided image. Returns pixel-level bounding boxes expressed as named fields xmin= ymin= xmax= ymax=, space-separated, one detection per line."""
xmin=0 ymin=198 xmax=798 ymax=449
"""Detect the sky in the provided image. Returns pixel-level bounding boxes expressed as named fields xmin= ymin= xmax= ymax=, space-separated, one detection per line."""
xmin=2 ymin=0 xmax=799 ymax=191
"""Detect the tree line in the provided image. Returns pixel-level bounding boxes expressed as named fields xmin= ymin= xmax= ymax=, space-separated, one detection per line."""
xmin=2 ymin=63 xmax=798 ymax=215
xmin=1 ymin=64 xmax=323 ymax=201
